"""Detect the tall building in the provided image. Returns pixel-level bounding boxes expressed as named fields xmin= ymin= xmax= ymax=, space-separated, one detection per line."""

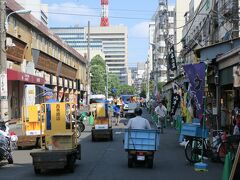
xmin=175 ymin=0 xmax=191 ymax=67
xmin=181 ymin=0 xmax=212 ymax=64
xmin=15 ymin=0 xmax=48 ymax=26
xmin=152 ymin=1 xmax=175 ymax=83
xmin=50 ymin=27 xmax=105 ymax=61
xmin=135 ymin=63 xmax=145 ymax=94
xmin=52 ymin=25 xmax=129 ymax=84
xmin=148 ymin=21 xmax=155 ymax=73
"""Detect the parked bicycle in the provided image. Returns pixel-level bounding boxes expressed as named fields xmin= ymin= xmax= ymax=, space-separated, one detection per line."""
xmin=184 ymin=130 xmax=236 ymax=163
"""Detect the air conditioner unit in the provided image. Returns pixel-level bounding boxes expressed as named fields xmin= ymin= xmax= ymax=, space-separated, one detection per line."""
xmin=6 ymin=37 xmax=15 ymax=47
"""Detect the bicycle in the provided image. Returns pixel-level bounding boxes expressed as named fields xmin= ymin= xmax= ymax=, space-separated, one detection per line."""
xmin=184 ymin=130 xmax=236 ymax=163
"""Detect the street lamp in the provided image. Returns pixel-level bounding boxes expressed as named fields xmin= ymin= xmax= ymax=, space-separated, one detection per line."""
xmin=5 ymin=9 xmax=31 ymax=31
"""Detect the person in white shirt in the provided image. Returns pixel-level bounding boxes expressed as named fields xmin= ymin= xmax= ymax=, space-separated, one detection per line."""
xmin=155 ymin=101 xmax=167 ymax=133
xmin=126 ymin=108 xmax=151 ymax=129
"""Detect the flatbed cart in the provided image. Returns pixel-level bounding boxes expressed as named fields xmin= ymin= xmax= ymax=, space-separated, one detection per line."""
xmin=124 ymin=129 xmax=160 ymax=168
xmin=30 ymin=102 xmax=81 ymax=174
xmin=91 ymin=102 xmax=113 ymax=141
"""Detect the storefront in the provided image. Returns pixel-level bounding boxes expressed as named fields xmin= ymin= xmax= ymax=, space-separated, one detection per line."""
xmin=7 ymin=69 xmax=45 ymax=120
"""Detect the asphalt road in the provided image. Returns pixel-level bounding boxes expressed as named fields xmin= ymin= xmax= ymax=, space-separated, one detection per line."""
xmin=0 ymin=109 xmax=223 ymax=180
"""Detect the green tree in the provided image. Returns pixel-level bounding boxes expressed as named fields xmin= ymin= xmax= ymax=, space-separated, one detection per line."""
xmin=108 ymin=74 xmax=120 ymax=97
xmin=90 ymin=55 xmax=106 ymax=94
xmin=140 ymin=82 xmax=146 ymax=98
xmin=119 ymin=84 xmax=136 ymax=95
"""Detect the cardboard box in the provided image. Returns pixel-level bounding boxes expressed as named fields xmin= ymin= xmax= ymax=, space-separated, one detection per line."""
xmin=51 ymin=134 xmax=74 ymax=150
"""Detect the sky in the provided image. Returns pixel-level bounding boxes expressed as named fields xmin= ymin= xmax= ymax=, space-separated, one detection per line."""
xmin=42 ymin=0 xmax=176 ymax=67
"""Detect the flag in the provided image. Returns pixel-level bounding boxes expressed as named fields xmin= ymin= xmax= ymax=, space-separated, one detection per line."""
xmin=170 ymin=93 xmax=180 ymax=115
xmin=168 ymin=46 xmax=177 ymax=71
xmin=183 ymin=63 xmax=205 ymax=117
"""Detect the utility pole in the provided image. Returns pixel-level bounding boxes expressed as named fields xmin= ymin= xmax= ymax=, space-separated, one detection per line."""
xmin=162 ymin=0 xmax=170 ymax=82
xmin=106 ymin=64 xmax=108 ymax=99
xmin=87 ymin=21 xmax=91 ymax=105
xmin=146 ymin=59 xmax=150 ymax=102
xmin=0 ymin=0 xmax=8 ymax=122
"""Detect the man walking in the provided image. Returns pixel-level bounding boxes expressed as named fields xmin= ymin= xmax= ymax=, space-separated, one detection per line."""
xmin=155 ymin=101 xmax=167 ymax=133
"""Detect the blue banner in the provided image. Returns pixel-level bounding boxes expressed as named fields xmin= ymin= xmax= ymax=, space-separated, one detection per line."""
xmin=183 ymin=63 xmax=205 ymax=117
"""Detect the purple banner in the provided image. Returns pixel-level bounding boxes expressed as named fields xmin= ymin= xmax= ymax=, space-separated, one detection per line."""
xmin=183 ymin=63 xmax=205 ymax=117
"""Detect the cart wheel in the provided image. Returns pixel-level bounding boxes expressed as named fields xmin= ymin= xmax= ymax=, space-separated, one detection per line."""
xmin=7 ymin=155 xmax=13 ymax=164
xmin=109 ymin=130 xmax=113 ymax=141
xmin=80 ymin=122 xmax=85 ymax=132
xmin=34 ymin=167 xmax=41 ymax=175
xmin=77 ymin=144 xmax=81 ymax=160
xmin=76 ymin=126 xmax=81 ymax=138
xmin=147 ymin=158 xmax=153 ymax=169
xmin=92 ymin=134 xmax=96 ymax=142
xmin=68 ymin=155 xmax=76 ymax=173
xmin=185 ymin=139 xmax=202 ymax=163
xmin=128 ymin=158 xmax=133 ymax=168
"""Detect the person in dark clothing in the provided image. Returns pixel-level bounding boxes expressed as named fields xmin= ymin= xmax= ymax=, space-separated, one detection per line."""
xmin=43 ymin=92 xmax=58 ymax=130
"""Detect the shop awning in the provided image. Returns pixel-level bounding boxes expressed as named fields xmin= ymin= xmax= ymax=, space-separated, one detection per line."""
xmin=7 ymin=69 xmax=45 ymax=84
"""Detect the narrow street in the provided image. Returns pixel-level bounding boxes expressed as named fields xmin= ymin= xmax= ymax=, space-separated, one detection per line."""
xmin=0 ymin=109 xmax=223 ymax=180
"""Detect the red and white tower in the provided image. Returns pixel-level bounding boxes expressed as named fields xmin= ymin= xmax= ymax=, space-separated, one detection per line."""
xmin=100 ymin=0 xmax=109 ymax=26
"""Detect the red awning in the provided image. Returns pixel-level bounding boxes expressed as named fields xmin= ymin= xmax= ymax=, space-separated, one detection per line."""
xmin=7 ymin=69 xmax=45 ymax=84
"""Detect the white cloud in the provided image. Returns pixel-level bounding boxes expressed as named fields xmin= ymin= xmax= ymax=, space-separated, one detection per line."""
xmin=129 ymin=21 xmax=149 ymax=38
xmin=48 ymin=2 xmax=99 ymax=27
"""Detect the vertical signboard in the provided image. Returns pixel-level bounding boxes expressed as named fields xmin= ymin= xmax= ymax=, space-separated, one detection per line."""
xmin=0 ymin=73 xmax=8 ymax=98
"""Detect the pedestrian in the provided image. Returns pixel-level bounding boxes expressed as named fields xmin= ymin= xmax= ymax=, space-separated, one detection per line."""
xmin=155 ymin=101 xmax=167 ymax=133
xmin=231 ymin=101 xmax=240 ymax=132
xmin=42 ymin=91 xmax=58 ymax=130
xmin=233 ymin=121 xmax=240 ymax=135
xmin=113 ymin=102 xmax=120 ymax=126
xmin=126 ymin=107 xmax=151 ymax=129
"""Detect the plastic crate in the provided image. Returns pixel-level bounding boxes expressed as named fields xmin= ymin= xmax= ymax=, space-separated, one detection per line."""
xmin=181 ymin=123 xmax=208 ymax=138
xmin=124 ymin=129 xmax=160 ymax=151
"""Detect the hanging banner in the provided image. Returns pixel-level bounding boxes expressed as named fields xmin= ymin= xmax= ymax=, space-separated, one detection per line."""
xmin=170 ymin=93 xmax=180 ymax=115
xmin=233 ymin=65 xmax=240 ymax=87
xmin=168 ymin=46 xmax=177 ymax=71
xmin=183 ymin=63 xmax=205 ymax=117
xmin=172 ymin=82 xmax=179 ymax=94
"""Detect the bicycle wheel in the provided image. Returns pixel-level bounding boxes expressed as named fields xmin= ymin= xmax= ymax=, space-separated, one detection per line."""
xmin=185 ymin=138 xmax=202 ymax=163
xmin=218 ymin=142 xmax=235 ymax=163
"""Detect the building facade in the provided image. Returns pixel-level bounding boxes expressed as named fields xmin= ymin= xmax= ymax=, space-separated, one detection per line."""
xmin=52 ymin=25 xmax=129 ymax=85
xmin=152 ymin=1 xmax=176 ymax=87
xmin=5 ymin=0 xmax=87 ymax=121
xmin=15 ymin=0 xmax=48 ymax=26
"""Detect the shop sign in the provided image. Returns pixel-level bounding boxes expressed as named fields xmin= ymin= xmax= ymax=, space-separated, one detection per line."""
xmin=61 ymin=63 xmax=77 ymax=80
xmin=80 ymin=83 xmax=83 ymax=91
xmin=73 ymin=81 xmax=76 ymax=89
xmin=37 ymin=52 xmax=58 ymax=74
xmin=233 ymin=65 xmax=240 ymax=87
xmin=6 ymin=38 xmax=25 ymax=63
xmin=69 ymin=81 xmax=73 ymax=89
xmin=25 ymin=85 xmax=36 ymax=106
xmin=64 ymin=79 xmax=68 ymax=88
xmin=0 ymin=73 xmax=7 ymax=98
xmin=51 ymin=75 xmax=57 ymax=86
xmin=58 ymin=77 xmax=63 ymax=87
xmin=44 ymin=72 xmax=50 ymax=84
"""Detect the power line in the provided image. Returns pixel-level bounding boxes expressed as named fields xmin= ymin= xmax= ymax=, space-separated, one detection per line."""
xmin=15 ymin=2 xmax=166 ymax=13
